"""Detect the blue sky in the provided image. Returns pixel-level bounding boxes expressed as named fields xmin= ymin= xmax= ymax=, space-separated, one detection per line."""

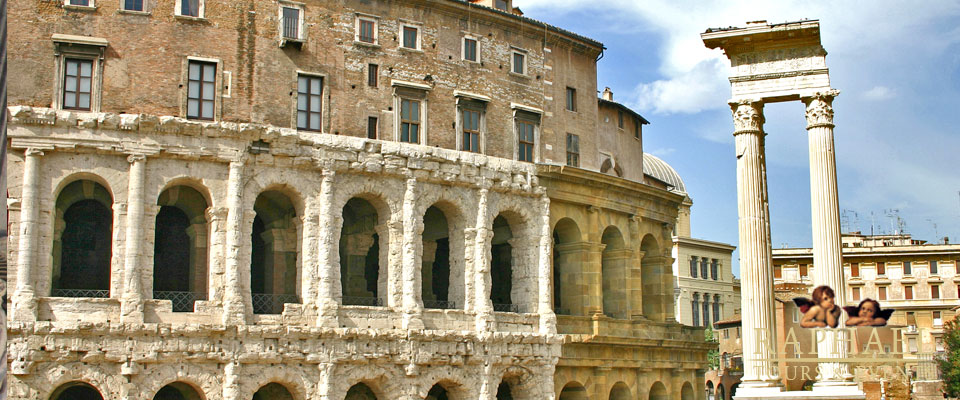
xmin=515 ymin=1 xmax=960 ymax=277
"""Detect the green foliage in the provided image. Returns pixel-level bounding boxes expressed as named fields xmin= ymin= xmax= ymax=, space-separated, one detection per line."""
xmin=705 ymin=326 xmax=720 ymax=370
xmin=937 ymin=317 xmax=960 ymax=397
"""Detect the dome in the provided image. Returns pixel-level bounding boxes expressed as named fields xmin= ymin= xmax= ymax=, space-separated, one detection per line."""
xmin=643 ymin=153 xmax=686 ymax=194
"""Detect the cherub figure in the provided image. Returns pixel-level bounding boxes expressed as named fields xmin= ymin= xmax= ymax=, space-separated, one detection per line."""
xmin=794 ymin=285 xmax=841 ymax=328
xmin=843 ymin=298 xmax=892 ymax=326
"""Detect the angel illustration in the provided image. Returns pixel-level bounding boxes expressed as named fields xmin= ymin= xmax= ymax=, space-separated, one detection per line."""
xmin=843 ymin=298 xmax=893 ymax=327
xmin=793 ymin=285 xmax=841 ymax=328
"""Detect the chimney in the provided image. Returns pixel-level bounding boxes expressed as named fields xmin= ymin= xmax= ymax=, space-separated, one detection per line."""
xmin=602 ymin=87 xmax=613 ymax=101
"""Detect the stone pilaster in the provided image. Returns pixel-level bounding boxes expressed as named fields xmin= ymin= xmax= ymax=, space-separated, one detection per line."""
xmin=205 ymin=207 xmax=228 ymax=306
xmin=222 ymin=159 xmax=247 ymax=325
xmin=121 ymin=154 xmax=146 ymax=323
xmin=730 ymin=100 xmax=781 ymax=390
xmin=12 ymin=148 xmax=44 ymax=321
xmin=315 ymin=170 xmax=340 ymax=327
xmin=300 ymin=195 xmax=320 ymax=310
xmin=804 ymin=90 xmax=857 ymax=389
xmin=401 ymin=177 xmax=424 ymax=330
xmin=223 ymin=361 xmax=240 ymax=400
xmin=537 ymin=195 xmax=557 ymax=334
xmin=474 ymin=186 xmax=495 ymax=332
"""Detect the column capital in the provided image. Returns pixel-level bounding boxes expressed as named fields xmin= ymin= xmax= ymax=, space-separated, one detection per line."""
xmin=802 ymin=89 xmax=839 ymax=129
xmin=24 ymin=148 xmax=46 ymax=157
xmin=729 ymin=100 xmax=764 ymax=135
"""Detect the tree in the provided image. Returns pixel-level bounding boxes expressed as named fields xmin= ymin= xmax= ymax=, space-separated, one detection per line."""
xmin=937 ymin=317 xmax=960 ymax=397
xmin=705 ymin=326 xmax=720 ymax=370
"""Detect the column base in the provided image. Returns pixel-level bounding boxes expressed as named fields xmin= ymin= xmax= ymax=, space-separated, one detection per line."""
xmin=402 ymin=311 xmax=424 ymax=330
xmin=11 ymin=292 xmax=38 ymax=322
xmin=316 ymin=302 xmax=339 ymax=328
xmin=539 ymin=311 xmax=557 ymax=334
xmin=120 ymin=297 xmax=145 ymax=324
xmin=475 ymin=310 xmax=496 ymax=332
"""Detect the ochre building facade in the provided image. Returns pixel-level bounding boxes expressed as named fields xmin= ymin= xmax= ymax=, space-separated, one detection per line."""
xmin=6 ymin=0 xmax=710 ymax=399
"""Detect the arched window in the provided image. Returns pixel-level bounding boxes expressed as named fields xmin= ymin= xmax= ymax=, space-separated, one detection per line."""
xmin=153 ymin=382 xmax=203 ymax=400
xmin=552 ymin=218 xmax=583 ymax=316
xmin=154 ymin=185 xmax=209 ymax=312
xmin=253 ymin=383 xmax=294 ymax=400
xmin=422 ymin=206 xmax=453 ymax=309
xmin=609 ymin=382 xmax=630 ymax=400
xmin=251 ymin=190 xmax=300 ymax=314
xmin=50 ymin=382 xmax=104 ymax=400
xmin=558 ymin=382 xmax=587 ymax=400
xmin=426 ymin=384 xmax=449 ymax=400
xmin=345 ymin=383 xmax=378 ymax=400
xmin=648 ymin=382 xmax=668 ymax=400
xmin=52 ymin=180 xmax=113 ymax=298
xmin=640 ymin=235 xmax=665 ymax=321
xmin=601 ymin=226 xmax=628 ymax=319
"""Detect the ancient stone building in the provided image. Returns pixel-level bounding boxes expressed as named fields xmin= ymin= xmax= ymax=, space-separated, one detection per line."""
xmin=6 ymin=0 xmax=710 ymax=399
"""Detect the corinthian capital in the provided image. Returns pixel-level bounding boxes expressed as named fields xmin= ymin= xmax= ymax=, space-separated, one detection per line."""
xmin=803 ymin=89 xmax=840 ymax=129
xmin=729 ymin=100 xmax=765 ymax=134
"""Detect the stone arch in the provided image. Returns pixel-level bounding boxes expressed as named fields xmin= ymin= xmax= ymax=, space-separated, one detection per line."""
xmin=421 ymin=200 xmax=466 ymax=310
xmin=34 ymin=362 xmax=124 ymax=400
xmin=49 ymin=381 xmax=104 ymax=400
xmin=414 ymin=185 xmax=473 ymax=310
xmin=641 ymin=234 xmax=666 ymax=321
xmin=488 ymin=193 xmax=539 ymax=313
xmin=717 ymin=383 xmax=726 ymax=400
xmin=153 ymin=382 xmax=205 ymax=400
xmin=648 ymin=381 xmax=667 ymax=400
xmin=601 ymin=226 xmax=628 ymax=319
xmin=609 ymin=382 xmax=631 ymax=400
xmin=495 ymin=366 xmax=538 ymax=400
xmin=680 ymin=382 xmax=694 ymax=400
xmin=154 ymin=184 xmax=210 ymax=312
xmin=706 ymin=381 xmax=715 ymax=400
xmin=51 ymin=178 xmax=114 ymax=298
xmin=138 ymin=364 xmax=221 ymax=400
xmin=339 ymin=193 xmax=392 ymax=307
xmin=252 ymin=383 xmax=295 ymax=400
xmin=424 ymin=378 xmax=471 ymax=400
xmin=557 ymin=381 xmax=587 ymax=400
xmin=414 ymin=365 xmax=479 ymax=400
xmin=344 ymin=383 xmax=379 ymax=400
xmin=241 ymin=366 xmax=311 ymax=400
xmin=552 ymin=218 xmax=585 ymax=316
xmin=251 ymin=189 xmax=301 ymax=314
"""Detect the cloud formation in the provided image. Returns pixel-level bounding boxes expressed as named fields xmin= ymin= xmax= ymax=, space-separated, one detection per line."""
xmin=862 ymin=86 xmax=894 ymax=101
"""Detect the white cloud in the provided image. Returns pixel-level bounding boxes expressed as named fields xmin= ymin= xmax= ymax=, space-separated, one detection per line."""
xmin=862 ymin=86 xmax=894 ymax=101
xmin=649 ymin=147 xmax=676 ymax=157
xmin=632 ymin=58 xmax=728 ymax=115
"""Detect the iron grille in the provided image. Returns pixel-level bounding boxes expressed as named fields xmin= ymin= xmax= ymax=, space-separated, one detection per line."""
xmin=282 ymin=7 xmax=299 ymax=40
xmin=342 ymin=296 xmax=382 ymax=307
xmin=153 ymin=291 xmax=206 ymax=312
xmin=252 ymin=293 xmax=300 ymax=314
xmin=423 ymin=300 xmax=456 ymax=310
xmin=51 ymin=289 xmax=109 ymax=298
xmin=554 ymin=308 xmax=572 ymax=316
xmin=492 ymin=303 xmax=519 ymax=313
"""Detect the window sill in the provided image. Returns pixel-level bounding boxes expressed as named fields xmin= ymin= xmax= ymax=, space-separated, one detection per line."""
xmin=399 ymin=46 xmax=423 ymax=53
xmin=508 ymin=71 xmax=530 ymax=79
xmin=64 ymin=4 xmax=97 ymax=12
xmin=175 ymin=14 xmax=207 ymax=22
xmin=280 ymin=37 xmax=304 ymax=48
xmin=118 ymin=9 xmax=149 ymax=15
xmin=354 ymin=40 xmax=381 ymax=49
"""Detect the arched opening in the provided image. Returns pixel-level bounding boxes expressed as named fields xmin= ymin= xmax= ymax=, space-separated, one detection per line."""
xmin=422 ymin=206 xmax=453 ymax=309
xmin=52 ymin=180 xmax=113 ymax=298
xmin=495 ymin=381 xmax=513 ymax=400
xmin=253 ymin=382 xmax=294 ymax=400
xmin=641 ymin=235 xmax=664 ymax=321
xmin=601 ymin=226 xmax=628 ymax=319
xmin=681 ymin=382 xmax=694 ymax=400
xmin=552 ymin=218 xmax=584 ymax=316
xmin=426 ymin=384 xmax=449 ymax=400
xmin=341 ymin=198 xmax=385 ymax=306
xmin=251 ymin=190 xmax=300 ymax=314
xmin=609 ymin=382 xmax=630 ymax=400
xmin=717 ymin=384 xmax=726 ymax=400
xmin=153 ymin=382 xmax=203 ymax=400
xmin=648 ymin=381 xmax=667 ymax=400
xmin=706 ymin=381 xmax=715 ymax=400
xmin=558 ymin=381 xmax=587 ymax=400
xmin=154 ymin=185 xmax=209 ymax=312
xmin=490 ymin=215 xmax=515 ymax=312
xmin=50 ymin=382 xmax=104 ymax=400
xmin=345 ymin=383 xmax=378 ymax=400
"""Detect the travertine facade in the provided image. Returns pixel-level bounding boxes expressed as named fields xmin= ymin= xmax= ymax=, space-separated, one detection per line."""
xmin=7 ymin=0 xmax=709 ymax=399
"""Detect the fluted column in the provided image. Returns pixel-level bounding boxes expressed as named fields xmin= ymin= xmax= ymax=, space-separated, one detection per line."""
xmin=730 ymin=100 xmax=780 ymax=390
xmin=537 ymin=195 xmax=557 ymax=334
xmin=12 ymin=148 xmax=44 ymax=321
xmin=401 ymin=177 xmax=425 ymax=329
xmin=121 ymin=154 xmax=147 ymax=323
xmin=222 ymin=159 xmax=247 ymax=325
xmin=474 ymin=186 xmax=495 ymax=332
xmin=315 ymin=170 xmax=340 ymax=327
xmin=804 ymin=90 xmax=857 ymax=389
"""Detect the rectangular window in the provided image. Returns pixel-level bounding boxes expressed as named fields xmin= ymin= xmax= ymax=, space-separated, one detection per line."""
xmin=281 ymin=6 xmax=301 ymax=40
xmin=934 ymin=311 xmax=942 ymax=326
xmin=852 ymin=287 xmax=860 ymax=301
xmin=879 ymin=286 xmax=887 ymax=300
xmin=463 ymin=37 xmax=478 ymax=62
xmin=123 ymin=0 xmax=143 ymax=11
xmin=565 ymin=133 xmax=579 ymax=167
xmin=908 ymin=337 xmax=917 ymax=353
xmin=703 ymin=301 xmax=711 ymax=328
xmin=494 ymin=0 xmax=508 ymax=10
xmin=187 ymin=60 xmax=216 ymax=120
xmin=701 ymin=258 xmax=708 ymax=279
xmin=851 ymin=262 xmax=859 ymax=277
xmin=692 ymin=298 xmax=699 ymax=326
xmin=368 ymin=64 xmax=378 ymax=87
xmin=618 ymin=110 xmax=624 ymax=128
xmin=358 ymin=18 xmax=376 ymax=44
xmin=367 ymin=116 xmax=378 ymax=139
xmin=402 ymin=26 xmax=419 ymax=49
xmin=512 ymin=51 xmax=526 ymax=75
xmin=566 ymin=87 xmax=576 ymax=111
xmin=905 ymin=285 xmax=913 ymax=300
xmin=68 ymin=0 xmax=90 ymax=5
xmin=462 ymin=109 xmax=481 ymax=153
xmin=63 ymin=58 xmax=93 ymax=111
xmin=297 ymin=75 xmax=323 ymax=131
xmin=400 ymin=99 xmax=421 ymax=143
xmin=179 ymin=0 xmax=200 ymax=17
xmin=690 ymin=257 xmax=698 ymax=278
xmin=713 ymin=300 xmax=720 ymax=323
xmin=932 ymin=284 xmax=939 ymax=299
xmin=799 ymin=264 xmax=808 ymax=277
xmin=877 ymin=261 xmax=885 ymax=275
xmin=930 ymin=260 xmax=938 ymax=274
xmin=903 ymin=261 xmax=912 ymax=275
xmin=712 ymin=260 xmax=719 ymax=280
xmin=774 ymin=265 xmax=782 ymax=279
xmin=517 ymin=121 xmax=535 ymax=162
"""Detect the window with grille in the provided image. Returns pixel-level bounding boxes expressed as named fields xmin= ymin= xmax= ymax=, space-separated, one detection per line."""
xmin=281 ymin=6 xmax=301 ymax=40
xmin=462 ymin=109 xmax=481 ymax=153
xmin=400 ymin=99 xmax=421 ymax=143
xmin=402 ymin=26 xmax=419 ymax=49
xmin=368 ymin=64 xmax=378 ymax=87
xmin=463 ymin=37 xmax=478 ymax=62
xmin=565 ymin=133 xmax=579 ymax=167
xmin=187 ymin=60 xmax=216 ymax=120
xmin=63 ymin=58 xmax=93 ymax=111
xmin=297 ymin=74 xmax=322 ymax=131
xmin=358 ymin=18 xmax=376 ymax=44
